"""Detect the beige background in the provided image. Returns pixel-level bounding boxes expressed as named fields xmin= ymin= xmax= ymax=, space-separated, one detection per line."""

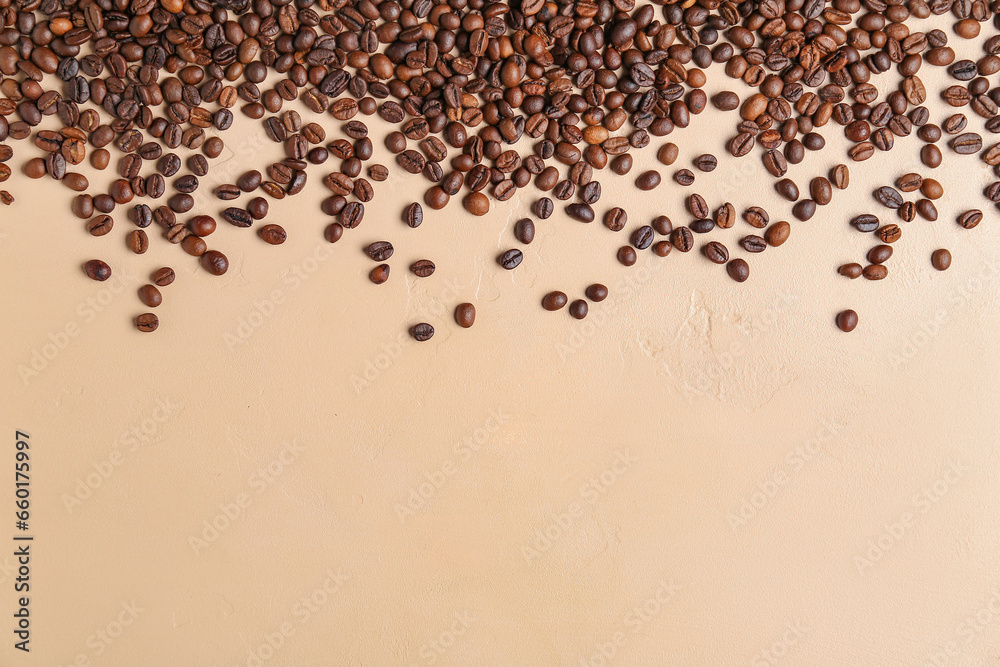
xmin=3 ymin=14 xmax=1000 ymax=666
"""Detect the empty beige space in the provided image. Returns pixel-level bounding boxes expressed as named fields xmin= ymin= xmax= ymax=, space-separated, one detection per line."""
xmin=3 ymin=13 xmax=1000 ymax=667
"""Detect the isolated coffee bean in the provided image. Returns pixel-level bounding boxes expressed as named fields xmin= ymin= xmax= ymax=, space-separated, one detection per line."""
xmin=671 ymin=227 xmax=694 ymax=252
xmin=542 ymin=291 xmax=568 ymax=311
xmin=839 ymin=263 xmax=863 ymax=279
xmin=259 ymin=225 xmax=287 ymax=245
xmin=585 ymin=284 xmax=608 ymax=302
xmin=932 ymin=249 xmax=952 ymax=270
xmin=455 ymin=303 xmax=476 ymax=328
xmin=704 ymin=241 xmax=729 ymax=264
xmin=874 ymin=186 xmax=903 ymax=209
xmin=498 ymin=249 xmax=523 ymax=270
xmin=604 ymin=208 xmax=627 ymax=232
xmin=727 ymin=259 xmax=750 ymax=283
xmin=836 ymin=310 xmax=858 ymax=332
xmin=631 ymin=226 xmax=654 ymax=250
xmin=958 ymin=209 xmax=982 ymax=229
xmin=84 ymin=259 xmax=111 ymax=281
xmin=852 ymin=214 xmax=880 ymax=232
xmin=135 ymin=313 xmax=159 ymax=333
xmin=411 ymin=260 xmax=436 ymax=277
xmin=370 ymin=264 xmax=390 ymax=284
xmin=411 ymin=323 xmax=434 ymax=341
xmin=153 ymin=267 xmax=175 ymax=287
xmin=741 ymin=235 xmax=767 ymax=253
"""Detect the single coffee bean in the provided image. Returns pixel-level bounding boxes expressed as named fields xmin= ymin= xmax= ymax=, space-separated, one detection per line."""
xmin=216 ymin=184 xmax=241 ymax=200
xmin=569 ymin=300 xmax=588 ymax=320
xmin=898 ymin=202 xmax=917 ymax=222
xmin=958 ymin=209 xmax=982 ymax=229
xmin=127 ymin=230 xmax=148 ymax=254
xmin=223 ymin=208 xmax=253 ymax=228
xmin=688 ymin=194 xmax=709 ymax=219
xmin=810 ymin=177 xmax=833 ymax=205
xmin=410 ymin=323 xmax=434 ymax=341
xmin=411 ymin=260 xmax=436 ymax=277
xmin=839 ymin=263 xmax=863 ymax=279
xmin=921 ymin=179 xmax=943 ymax=199
xmin=852 ymin=214 xmax=880 ymax=232
xmin=863 ymin=264 xmax=888 ymax=280
xmin=765 ymin=222 xmax=791 ymax=247
xmin=153 ymin=267 xmax=175 ymax=287
xmin=836 ymin=310 xmax=858 ymax=332
xmin=636 ymin=171 xmax=661 ymax=191
xmin=498 ymin=249 xmax=523 ymax=270
xmin=897 ymin=173 xmax=923 ymax=192
xmin=951 ymin=132 xmax=983 ymax=154
xmin=515 ymin=219 xmax=535 ymax=244
xmin=868 ymin=244 xmax=893 ymax=264
xmin=874 ymin=186 xmax=903 ymax=208
xmin=674 ymin=169 xmax=695 ymax=185
xmin=776 ymin=179 xmax=799 ymax=201
xmin=631 ymin=226 xmax=654 ymax=250
xmin=366 ymin=241 xmax=394 ymax=261
xmin=653 ymin=216 xmax=673 ymax=235
xmin=617 ymin=246 xmax=637 ymax=266
xmin=727 ymin=259 xmax=750 ymax=283
xmin=658 ymin=143 xmax=679 ymax=165
xmin=741 ymin=235 xmax=767 ymax=253
xmin=566 ymin=203 xmax=595 ymax=223
xmin=542 ymin=291 xmax=569 ymax=311
xmin=694 ymin=154 xmax=717 ymax=172
xmin=135 ymin=313 xmax=159 ymax=333
xmin=917 ymin=199 xmax=939 ymax=221
xmin=201 ymin=250 xmax=229 ymax=276
xmin=876 ymin=223 xmax=902 ymax=243
xmin=139 ymin=284 xmax=162 ymax=308
xmin=84 ymin=259 xmax=111 ymax=281
xmin=585 ymin=284 xmax=608 ymax=302
xmin=921 ymin=144 xmax=943 ymax=168
xmin=455 ymin=303 xmax=476 ymax=328
xmin=604 ymin=208 xmax=627 ymax=232
xmin=671 ymin=227 xmax=694 ymax=252
xmin=744 ymin=206 xmax=769 ymax=228
xmin=259 ymin=225 xmax=287 ymax=245
xmin=370 ymin=264 xmax=390 ymax=284
xmin=931 ymin=248 xmax=952 ymax=270
xmin=464 ymin=193 xmax=489 ymax=216
xmin=690 ymin=219 xmax=716 ymax=234
xmin=86 ymin=215 xmax=114 ymax=236
xmin=704 ymin=241 xmax=729 ymax=264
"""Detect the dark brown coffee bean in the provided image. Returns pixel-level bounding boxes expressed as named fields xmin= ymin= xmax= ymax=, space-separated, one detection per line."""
xmin=921 ymin=144 xmax=943 ymax=168
xmin=568 ymin=300 xmax=588 ymax=320
xmin=932 ymin=249 xmax=952 ymax=270
xmin=878 ymin=224 xmax=902 ymax=243
xmin=741 ymin=235 xmax=767 ymax=253
xmin=868 ymin=244 xmax=893 ymax=264
xmin=863 ymin=264 xmax=888 ymax=280
xmin=370 ymin=264 xmax=390 ymax=284
xmin=836 ymin=310 xmax=858 ymax=333
xmin=715 ymin=204 xmax=736 ymax=229
xmin=153 ymin=267 xmax=175 ymax=287
xmin=793 ymin=200 xmax=817 ymax=221
xmin=958 ymin=209 xmax=982 ymax=229
xmin=566 ymin=204 xmax=595 ymax=223
xmin=704 ymin=241 xmax=729 ymax=264
xmin=744 ymin=207 xmax=769 ymax=228
xmin=411 ymin=323 xmax=434 ymax=341
xmin=674 ymin=169 xmax=695 ymax=186
xmin=694 ymin=154 xmax=717 ymax=172
xmin=86 ymin=215 xmax=114 ymax=236
xmin=688 ymin=194 xmax=709 ymax=219
xmin=84 ymin=259 xmax=111 ymax=281
xmin=216 ymin=184 xmax=241 ymax=200
xmin=455 ymin=303 xmax=476 ymax=328
xmin=635 ymin=171 xmax=661 ymax=191
xmin=200 ymin=250 xmax=229 ymax=276
xmin=515 ymin=219 xmax=535 ymax=244
xmin=898 ymin=202 xmax=917 ymax=222
xmin=917 ymin=199 xmax=939 ymax=221
xmin=127 ymin=230 xmax=148 ymax=254
xmin=831 ymin=165 xmax=850 ymax=190
xmin=464 ymin=193 xmax=490 ymax=216
xmin=498 ymin=249 xmax=523 ymax=270
xmin=810 ymin=178 xmax=833 ymax=205
xmin=404 ymin=202 xmax=423 ymax=229
xmin=631 ymin=226 xmax=654 ymax=250
xmin=765 ymin=222 xmax=791 ymax=247
xmin=852 ymin=214 xmax=880 ymax=232
xmin=874 ymin=186 xmax=903 ymax=209
xmin=136 ymin=313 xmax=159 ymax=333
xmin=839 ymin=263 xmax=863 ymax=279
xmin=617 ymin=246 xmax=637 ymax=266
xmin=671 ymin=227 xmax=694 ymax=252
xmin=139 ymin=285 xmax=162 ymax=308
xmin=776 ymin=179 xmax=799 ymax=201
xmin=727 ymin=259 xmax=750 ymax=283
xmin=585 ymin=284 xmax=608 ymax=302
xmin=411 ymin=260 xmax=436 ymax=277
xmin=534 ymin=198 xmax=554 ymax=219
xmin=951 ymin=132 xmax=983 ymax=153
xmin=366 ymin=241 xmax=394 ymax=262
xmin=259 ymin=225 xmax=287 ymax=245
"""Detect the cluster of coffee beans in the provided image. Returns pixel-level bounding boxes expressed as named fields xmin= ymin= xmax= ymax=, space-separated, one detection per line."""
xmin=0 ymin=0 xmax=998 ymax=334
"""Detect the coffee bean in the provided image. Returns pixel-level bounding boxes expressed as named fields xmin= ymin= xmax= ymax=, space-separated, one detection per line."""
xmin=86 ymin=215 xmax=114 ymax=236
xmin=897 ymin=173 xmax=923 ymax=192
xmin=951 ymin=132 xmax=983 ymax=154
xmin=704 ymin=241 xmax=729 ymax=264
xmin=631 ymin=226 xmax=654 ymax=250
xmin=370 ymin=264 xmax=390 ymax=284
xmin=136 ymin=313 xmax=159 ymax=333
xmin=566 ymin=203 xmax=595 ymax=223
xmin=618 ymin=246 xmax=637 ymax=266
xmin=84 ymin=259 xmax=111 ymax=281
xmin=585 ymin=284 xmax=608 ymax=302
xmin=515 ymin=219 xmax=535 ymax=244
xmin=831 ymin=165 xmax=850 ymax=190
xmin=874 ymin=186 xmax=903 ymax=209
xmin=958 ymin=209 xmax=982 ymax=229
xmin=694 ymin=154 xmax=717 ymax=172
xmin=917 ymin=199 xmax=938 ymax=221
xmin=868 ymin=244 xmax=893 ymax=264
xmin=898 ymin=202 xmax=917 ymax=222
xmin=604 ymin=208 xmax=627 ymax=232
xmin=863 ymin=264 xmax=888 ymax=280
xmin=542 ymin=291 xmax=568 ymax=311
xmin=810 ymin=178 xmax=833 ymax=205
xmin=366 ymin=241 xmax=394 ymax=262
xmin=657 ymin=143 xmax=678 ymax=165
xmin=921 ymin=144 xmax=943 ymax=168
xmin=727 ymin=259 xmax=750 ymax=283
xmin=153 ymin=267 xmax=175 ymax=287
xmin=836 ymin=310 xmax=858 ymax=332
xmin=688 ymin=194 xmax=709 ymax=219
xmin=852 ymin=214 xmax=880 ymax=232
xmin=410 ymin=323 xmax=434 ymax=341
xmin=932 ymin=248 xmax=952 ymax=270
xmin=715 ymin=204 xmax=736 ymax=229
xmin=139 ymin=284 xmax=162 ymax=308
xmin=671 ymin=227 xmax=694 ymax=252
xmin=411 ymin=260 xmax=436 ymax=277
xmin=455 ymin=303 xmax=476 ymax=328
xmin=793 ymin=200 xmax=817 ymax=221
xmin=464 ymin=193 xmax=489 ymax=216
xmin=839 ymin=263 xmax=863 ymax=279
xmin=127 ymin=230 xmax=148 ymax=254
xmin=259 ymin=225 xmax=287 ymax=245
xmin=636 ymin=171 xmax=661 ymax=191
xmin=744 ymin=206 xmax=769 ymax=228
xmin=776 ymin=179 xmax=799 ymax=201
xmin=674 ymin=169 xmax=695 ymax=186
xmin=765 ymin=222 xmax=791 ymax=247
xmin=499 ymin=249 xmax=523 ymax=270
xmin=741 ymin=235 xmax=767 ymax=253
xmin=569 ymin=300 xmax=588 ymax=320
xmin=201 ymin=250 xmax=229 ymax=276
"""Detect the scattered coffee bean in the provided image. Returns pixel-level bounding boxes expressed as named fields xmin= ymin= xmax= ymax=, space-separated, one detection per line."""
xmin=410 ymin=323 xmax=434 ymax=341
xmin=136 ymin=313 xmax=159 ymax=333
xmin=836 ymin=310 xmax=858 ymax=332
xmin=498 ymin=249 xmax=523 ymax=270
xmin=84 ymin=259 xmax=111 ymax=282
xmin=411 ymin=260 xmax=436 ymax=277
xmin=455 ymin=303 xmax=476 ymax=328
xmin=370 ymin=264 xmax=390 ymax=284
xmin=839 ymin=263 xmax=863 ymax=279
xmin=932 ymin=249 xmax=952 ymax=270
xmin=569 ymin=300 xmax=588 ymax=320
xmin=727 ymin=259 xmax=750 ymax=283
xmin=542 ymin=291 xmax=569 ymax=311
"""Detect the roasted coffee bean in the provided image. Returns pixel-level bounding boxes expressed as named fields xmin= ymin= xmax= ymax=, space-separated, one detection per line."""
xmin=515 ymin=219 xmax=535 ymax=244
xmin=366 ymin=241 xmax=394 ymax=262
xmin=216 ymin=184 xmax=241 ymax=200
xmin=898 ymin=202 xmax=917 ymax=222
xmin=411 ymin=260 xmax=436 ymax=277
xmin=776 ymin=179 xmax=799 ymax=201
xmin=631 ymin=226 xmax=655 ymax=250
xmin=86 ymin=215 xmax=114 ymax=236
xmin=765 ymin=222 xmax=791 ymax=247
xmin=410 ymin=323 xmax=434 ymax=341
xmin=534 ymin=198 xmax=554 ymax=219
xmin=868 ymin=244 xmax=893 ymax=264
xmin=897 ymin=173 xmax=923 ymax=192
xmin=704 ymin=241 xmax=729 ymax=264
xmin=727 ymin=259 xmax=750 ymax=283
xmin=498 ymin=249 xmax=523 ymax=270
xmin=674 ymin=169 xmax=695 ymax=186
xmin=223 ymin=208 xmax=253 ymax=228
xmin=464 ymin=193 xmax=490 ymax=217
xmin=617 ymin=246 xmax=637 ymax=266
xmin=958 ymin=209 xmax=982 ymax=229
xmin=635 ymin=171 xmax=661 ymax=191
xmin=951 ymin=132 xmax=983 ymax=154
xmin=852 ymin=214 xmax=881 ymax=233
xmin=793 ymin=200 xmax=817 ymax=221
xmin=84 ymin=259 xmax=112 ymax=281
xmin=863 ymin=264 xmax=888 ymax=280
xmin=653 ymin=216 xmax=673 ymax=236
xmin=874 ymin=186 xmax=903 ymax=209
xmin=671 ymin=227 xmax=694 ymax=252
xmin=585 ymin=284 xmax=609 ymax=302
xmin=921 ymin=144 xmax=943 ymax=168
xmin=831 ymin=165 xmax=850 ymax=189
xmin=878 ymin=224 xmax=902 ymax=243
xmin=839 ymin=263 xmax=863 ymax=279
xmin=369 ymin=264 xmax=390 ymax=284
xmin=688 ymin=194 xmax=709 ymax=219
xmin=127 ymin=229 xmax=148 ymax=254
xmin=139 ymin=285 xmax=162 ymax=308
xmin=402 ymin=202 xmax=423 ymax=229
xmin=454 ymin=303 xmax=476 ymax=328
xmin=152 ymin=267 xmax=175 ymax=287
xmin=932 ymin=248 xmax=952 ymax=270
xmin=917 ymin=199 xmax=939 ymax=221
xmin=135 ymin=313 xmax=159 ymax=333
xmin=568 ymin=300 xmax=588 ymax=320
xmin=259 ymin=225 xmax=286 ymax=245
xmin=744 ymin=207 xmax=769 ymax=228
xmin=741 ymin=235 xmax=767 ymax=253
xmin=694 ymin=154 xmax=718 ymax=172
xmin=836 ymin=310 xmax=858 ymax=333
xmin=567 ymin=204 xmax=595 ymax=223
xmin=716 ymin=204 xmax=736 ymax=229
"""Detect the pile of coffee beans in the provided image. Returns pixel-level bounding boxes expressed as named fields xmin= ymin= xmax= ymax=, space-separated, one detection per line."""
xmin=0 ymin=0 xmax=997 ymax=335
